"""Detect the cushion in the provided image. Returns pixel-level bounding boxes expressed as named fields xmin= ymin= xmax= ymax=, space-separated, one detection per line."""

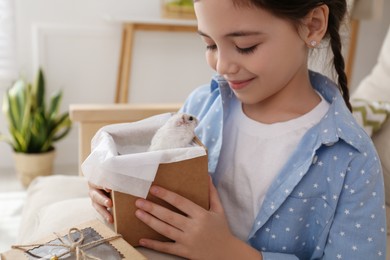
xmin=351 ymin=98 xmax=390 ymax=136
xmin=19 ymin=197 xmax=99 ymax=244
xmin=17 ymin=175 xmax=93 ymax=243
xmin=372 ymin=119 xmax=390 ymax=205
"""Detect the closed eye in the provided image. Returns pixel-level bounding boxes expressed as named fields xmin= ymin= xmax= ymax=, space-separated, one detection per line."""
xmin=236 ymin=45 xmax=258 ymax=54
xmin=206 ymin=44 xmax=259 ymax=55
xmin=206 ymin=44 xmax=217 ymax=51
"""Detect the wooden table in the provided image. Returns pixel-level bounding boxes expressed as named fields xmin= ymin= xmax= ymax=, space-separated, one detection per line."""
xmin=110 ymin=16 xmax=198 ymax=103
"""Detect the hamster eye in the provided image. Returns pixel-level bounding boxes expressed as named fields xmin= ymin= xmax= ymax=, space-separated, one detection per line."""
xmin=189 ymin=116 xmax=194 ymax=121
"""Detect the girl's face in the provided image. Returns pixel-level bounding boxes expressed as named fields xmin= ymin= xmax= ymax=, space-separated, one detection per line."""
xmin=195 ymin=0 xmax=312 ymax=114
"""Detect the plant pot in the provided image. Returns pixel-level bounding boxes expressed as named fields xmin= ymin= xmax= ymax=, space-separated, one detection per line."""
xmin=13 ymin=150 xmax=56 ymax=188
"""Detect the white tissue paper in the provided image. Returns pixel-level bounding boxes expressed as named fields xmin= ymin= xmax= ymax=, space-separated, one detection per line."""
xmin=81 ymin=113 xmax=207 ymax=198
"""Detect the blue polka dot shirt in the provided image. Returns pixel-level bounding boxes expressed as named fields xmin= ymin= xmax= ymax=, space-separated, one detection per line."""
xmin=180 ymin=71 xmax=386 ymax=259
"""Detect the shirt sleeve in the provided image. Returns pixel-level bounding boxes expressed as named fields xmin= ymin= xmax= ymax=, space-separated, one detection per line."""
xmin=254 ymin=147 xmax=386 ymax=260
xmin=321 ymin=152 xmax=387 ymax=259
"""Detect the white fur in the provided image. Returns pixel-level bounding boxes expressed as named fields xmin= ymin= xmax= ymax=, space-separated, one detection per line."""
xmin=148 ymin=113 xmax=198 ymax=151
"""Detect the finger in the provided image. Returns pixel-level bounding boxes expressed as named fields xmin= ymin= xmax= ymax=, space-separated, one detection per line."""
xmin=148 ymin=186 xmax=199 ymax=217
xmin=139 ymin=239 xmax=187 ymax=258
xmin=89 ymin=187 xmax=112 ymax=208
xmin=92 ymin=200 xmax=114 ymax=223
xmin=88 ymin=182 xmax=112 ymax=193
xmin=135 ymin=209 xmax=182 ymax=241
xmin=208 ymin=176 xmax=224 ymax=213
xmin=88 ymin=181 xmax=102 ymax=189
xmin=138 ymin=239 xmax=186 ymax=258
xmin=135 ymin=199 xmax=187 ymax=231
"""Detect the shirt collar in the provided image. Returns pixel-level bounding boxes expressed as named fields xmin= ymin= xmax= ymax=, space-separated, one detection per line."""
xmin=309 ymin=71 xmax=367 ymax=153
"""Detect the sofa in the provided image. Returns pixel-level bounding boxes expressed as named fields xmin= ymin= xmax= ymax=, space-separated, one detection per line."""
xmin=15 ymin=26 xmax=390 ymax=259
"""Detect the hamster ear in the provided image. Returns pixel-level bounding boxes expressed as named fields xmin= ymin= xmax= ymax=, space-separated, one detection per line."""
xmin=176 ymin=115 xmax=185 ymax=126
xmin=301 ymin=4 xmax=329 ymax=47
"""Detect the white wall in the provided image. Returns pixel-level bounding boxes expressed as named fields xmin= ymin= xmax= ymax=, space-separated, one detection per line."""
xmin=0 ymin=0 xmax=389 ymax=172
xmin=0 ymin=0 xmax=213 ymax=172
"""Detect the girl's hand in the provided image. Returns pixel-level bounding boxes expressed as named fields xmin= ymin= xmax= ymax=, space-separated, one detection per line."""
xmin=135 ymin=177 xmax=262 ymax=259
xmin=88 ymin=181 xmax=114 ymax=223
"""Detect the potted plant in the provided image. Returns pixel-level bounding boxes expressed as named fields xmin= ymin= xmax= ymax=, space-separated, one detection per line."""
xmin=0 ymin=69 xmax=72 ymax=187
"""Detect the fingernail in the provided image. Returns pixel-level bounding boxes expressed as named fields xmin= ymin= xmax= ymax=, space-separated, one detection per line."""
xmin=150 ymin=186 xmax=159 ymax=194
xmin=135 ymin=209 xmax=144 ymax=218
xmin=104 ymin=199 xmax=110 ymax=207
xmin=139 ymin=239 xmax=147 ymax=246
xmin=135 ymin=199 xmax=144 ymax=207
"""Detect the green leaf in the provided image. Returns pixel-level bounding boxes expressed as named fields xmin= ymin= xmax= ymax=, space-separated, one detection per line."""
xmin=6 ymin=80 xmax=26 ymax=130
xmin=32 ymin=68 xmax=45 ymax=111
xmin=1 ymin=68 xmax=72 ymax=153
xmin=47 ymin=90 xmax=62 ymax=120
xmin=52 ymin=114 xmax=72 ymax=142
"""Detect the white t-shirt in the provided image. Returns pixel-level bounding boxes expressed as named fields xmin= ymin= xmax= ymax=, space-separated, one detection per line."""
xmin=215 ymin=94 xmax=330 ymax=240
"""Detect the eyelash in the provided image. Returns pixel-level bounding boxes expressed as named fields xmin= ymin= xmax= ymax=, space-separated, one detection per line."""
xmin=206 ymin=44 xmax=258 ymax=55
xmin=237 ymin=45 xmax=258 ymax=54
xmin=206 ymin=44 xmax=217 ymax=51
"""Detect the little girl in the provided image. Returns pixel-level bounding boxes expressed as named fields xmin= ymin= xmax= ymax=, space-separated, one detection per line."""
xmin=89 ymin=0 xmax=386 ymax=259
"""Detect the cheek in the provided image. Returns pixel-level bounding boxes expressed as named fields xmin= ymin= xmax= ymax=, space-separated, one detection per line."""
xmin=205 ymin=52 xmax=217 ymax=71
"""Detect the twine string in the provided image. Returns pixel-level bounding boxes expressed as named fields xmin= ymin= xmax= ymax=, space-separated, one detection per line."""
xmin=11 ymin=227 xmax=122 ymax=260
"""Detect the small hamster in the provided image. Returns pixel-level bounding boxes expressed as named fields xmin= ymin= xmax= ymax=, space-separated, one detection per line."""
xmin=148 ymin=113 xmax=198 ymax=151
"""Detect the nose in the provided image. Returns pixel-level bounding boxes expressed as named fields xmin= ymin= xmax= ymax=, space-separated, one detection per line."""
xmin=215 ymin=50 xmax=239 ymax=76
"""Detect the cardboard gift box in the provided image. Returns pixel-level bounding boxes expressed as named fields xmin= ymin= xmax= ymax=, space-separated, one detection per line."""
xmin=1 ymin=219 xmax=146 ymax=260
xmin=81 ymin=113 xmax=209 ymax=246
xmin=112 ymin=141 xmax=209 ymax=246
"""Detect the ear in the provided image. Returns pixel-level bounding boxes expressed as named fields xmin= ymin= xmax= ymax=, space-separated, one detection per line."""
xmin=301 ymin=4 xmax=329 ymax=48
xmin=176 ymin=115 xmax=185 ymax=126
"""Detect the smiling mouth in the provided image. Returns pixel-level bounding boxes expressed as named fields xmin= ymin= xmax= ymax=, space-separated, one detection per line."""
xmin=228 ymin=78 xmax=254 ymax=90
